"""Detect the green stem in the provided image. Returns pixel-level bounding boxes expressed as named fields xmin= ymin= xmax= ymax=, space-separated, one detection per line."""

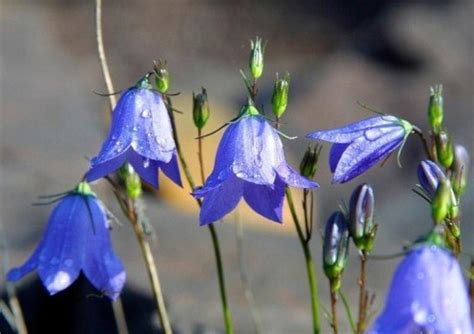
xmin=286 ymin=189 xmax=321 ymax=334
xmin=167 ymin=97 xmax=234 ymax=334
xmin=330 ymin=289 xmax=338 ymax=334
xmin=356 ymin=253 xmax=367 ymax=334
xmin=339 ymin=290 xmax=357 ymax=334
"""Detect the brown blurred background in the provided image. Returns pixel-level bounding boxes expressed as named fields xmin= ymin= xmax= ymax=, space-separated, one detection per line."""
xmin=1 ymin=1 xmax=473 ymax=333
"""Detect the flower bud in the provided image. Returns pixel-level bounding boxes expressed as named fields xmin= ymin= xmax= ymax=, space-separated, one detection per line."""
xmin=299 ymin=145 xmax=320 ymax=179
xmin=435 ymin=131 xmax=454 ymax=169
xmin=192 ymin=88 xmax=210 ymax=129
xmin=323 ymin=211 xmax=349 ymax=292
xmin=153 ymin=60 xmax=170 ymax=93
xmin=417 ymin=160 xmax=445 ymax=197
xmin=349 ymin=183 xmax=377 ymax=252
xmin=271 ymin=73 xmax=289 ymax=118
xmin=431 ymin=178 xmax=452 ymax=224
xmin=119 ymin=164 xmax=142 ymax=199
xmin=428 ymin=85 xmax=443 ymax=134
xmin=451 ymin=145 xmax=470 ymax=197
xmin=249 ymin=37 xmax=264 ymax=80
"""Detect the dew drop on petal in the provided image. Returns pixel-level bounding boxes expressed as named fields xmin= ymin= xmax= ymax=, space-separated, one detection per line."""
xmin=143 ymin=158 xmax=150 ymax=168
xmin=141 ymin=109 xmax=151 ymax=118
xmin=416 ymin=272 xmax=425 ymax=280
xmin=50 ymin=257 xmax=60 ymax=265
xmin=64 ymin=259 xmax=73 ymax=267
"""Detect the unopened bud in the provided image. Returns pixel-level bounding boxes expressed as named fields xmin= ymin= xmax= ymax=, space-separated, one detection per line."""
xmin=435 ymin=131 xmax=454 ymax=169
xmin=417 ymin=160 xmax=445 ymax=197
xmin=153 ymin=60 xmax=170 ymax=93
xmin=249 ymin=37 xmax=264 ymax=80
xmin=299 ymin=145 xmax=321 ymax=179
xmin=428 ymin=85 xmax=443 ymax=134
xmin=323 ymin=211 xmax=349 ymax=292
xmin=192 ymin=88 xmax=210 ymax=129
xmin=272 ymin=73 xmax=289 ymax=118
xmin=349 ymin=183 xmax=377 ymax=252
xmin=431 ymin=178 xmax=452 ymax=224
xmin=119 ymin=164 xmax=142 ymax=199
xmin=451 ymin=145 xmax=470 ymax=197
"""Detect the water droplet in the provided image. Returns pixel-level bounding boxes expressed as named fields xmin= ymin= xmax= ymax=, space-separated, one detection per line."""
xmin=132 ymin=126 xmax=138 ymax=132
xmin=427 ymin=314 xmax=436 ymax=323
xmin=143 ymin=158 xmax=150 ymax=168
xmin=155 ymin=137 xmax=165 ymax=147
xmin=416 ymin=272 xmax=425 ymax=280
xmin=64 ymin=259 xmax=74 ymax=267
xmin=236 ymin=171 xmax=248 ymax=179
xmin=141 ymin=109 xmax=151 ymax=118
xmin=50 ymin=257 xmax=60 ymax=265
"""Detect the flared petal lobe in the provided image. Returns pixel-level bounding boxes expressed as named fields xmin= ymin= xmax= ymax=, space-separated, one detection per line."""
xmin=7 ymin=192 xmax=125 ymax=300
xmin=368 ymin=246 xmax=472 ymax=334
xmin=87 ymin=82 xmax=180 ymax=188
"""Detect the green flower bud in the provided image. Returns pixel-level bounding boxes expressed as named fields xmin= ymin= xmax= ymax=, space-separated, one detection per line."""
xmin=249 ymin=37 xmax=264 ymax=80
xmin=192 ymin=88 xmax=210 ymax=129
xmin=153 ymin=60 xmax=169 ymax=93
xmin=451 ymin=145 xmax=470 ymax=197
xmin=272 ymin=73 xmax=290 ymax=119
xmin=323 ymin=212 xmax=350 ymax=292
xmin=435 ymin=131 xmax=454 ymax=169
xmin=119 ymin=164 xmax=142 ymax=199
xmin=299 ymin=145 xmax=321 ymax=179
xmin=349 ymin=183 xmax=377 ymax=252
xmin=431 ymin=178 xmax=452 ymax=224
xmin=428 ymin=85 xmax=443 ymax=134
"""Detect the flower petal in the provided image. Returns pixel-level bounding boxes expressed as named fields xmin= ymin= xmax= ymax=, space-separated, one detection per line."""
xmin=329 ymin=143 xmax=349 ymax=173
xmin=81 ymin=196 xmax=126 ymax=300
xmin=276 ymin=163 xmax=319 ymax=189
xmin=307 ymin=116 xmax=399 ymax=143
xmin=199 ymin=175 xmax=243 ymax=225
xmin=128 ymin=149 xmax=160 ymax=188
xmin=131 ymin=89 xmax=175 ymax=163
xmin=332 ymin=127 xmax=405 ymax=183
xmin=86 ymin=150 xmax=128 ymax=183
xmin=243 ymin=177 xmax=285 ymax=223
xmin=159 ymin=153 xmax=182 ymax=187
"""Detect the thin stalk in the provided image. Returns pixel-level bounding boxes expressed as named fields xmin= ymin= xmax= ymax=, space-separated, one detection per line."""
xmin=95 ymin=1 xmax=170 ymax=332
xmin=112 ymin=298 xmax=129 ymax=334
xmin=197 ymin=128 xmax=206 ymax=185
xmin=286 ymin=189 xmax=321 ymax=334
xmin=329 ymin=288 xmax=338 ymax=334
xmin=126 ymin=199 xmax=172 ymax=334
xmin=339 ymin=290 xmax=357 ymax=334
xmin=235 ymin=213 xmax=263 ymax=334
xmin=413 ymin=127 xmax=434 ymax=161
xmin=167 ymin=96 xmax=233 ymax=334
xmin=356 ymin=252 xmax=367 ymax=334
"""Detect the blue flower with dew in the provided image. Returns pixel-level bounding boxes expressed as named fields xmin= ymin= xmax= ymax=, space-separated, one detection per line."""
xmin=193 ymin=105 xmax=318 ymax=225
xmin=87 ymin=74 xmax=182 ymax=188
xmin=7 ymin=182 xmax=125 ymax=300
xmin=307 ymin=115 xmax=413 ymax=183
xmin=368 ymin=245 xmax=472 ymax=334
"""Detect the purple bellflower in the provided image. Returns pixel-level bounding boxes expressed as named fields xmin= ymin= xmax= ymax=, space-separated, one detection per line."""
xmin=307 ymin=115 xmax=413 ymax=183
xmin=369 ymin=245 xmax=473 ymax=334
xmin=7 ymin=182 xmax=125 ymax=300
xmin=87 ymin=74 xmax=182 ymax=188
xmin=193 ymin=104 xmax=319 ymax=225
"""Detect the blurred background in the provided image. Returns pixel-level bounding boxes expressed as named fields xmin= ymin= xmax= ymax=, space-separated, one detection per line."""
xmin=1 ymin=0 xmax=473 ymax=333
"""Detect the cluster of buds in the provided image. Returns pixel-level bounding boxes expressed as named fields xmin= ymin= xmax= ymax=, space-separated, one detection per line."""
xmin=323 ymin=211 xmax=350 ymax=292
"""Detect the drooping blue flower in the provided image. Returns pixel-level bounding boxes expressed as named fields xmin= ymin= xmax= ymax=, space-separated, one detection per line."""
xmin=368 ymin=245 xmax=473 ymax=334
xmin=307 ymin=116 xmax=413 ymax=183
xmin=7 ymin=183 xmax=125 ymax=300
xmin=417 ymin=160 xmax=446 ymax=197
xmin=87 ymin=74 xmax=182 ymax=189
xmin=193 ymin=105 xmax=318 ymax=225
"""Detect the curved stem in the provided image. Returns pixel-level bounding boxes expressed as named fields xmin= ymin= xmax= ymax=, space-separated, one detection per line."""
xmin=167 ymin=97 xmax=234 ymax=334
xmin=413 ymin=127 xmax=434 ymax=161
xmin=127 ymin=200 xmax=172 ymax=334
xmin=286 ymin=189 xmax=321 ymax=334
xmin=339 ymin=290 xmax=357 ymax=334
xmin=95 ymin=1 xmax=171 ymax=332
